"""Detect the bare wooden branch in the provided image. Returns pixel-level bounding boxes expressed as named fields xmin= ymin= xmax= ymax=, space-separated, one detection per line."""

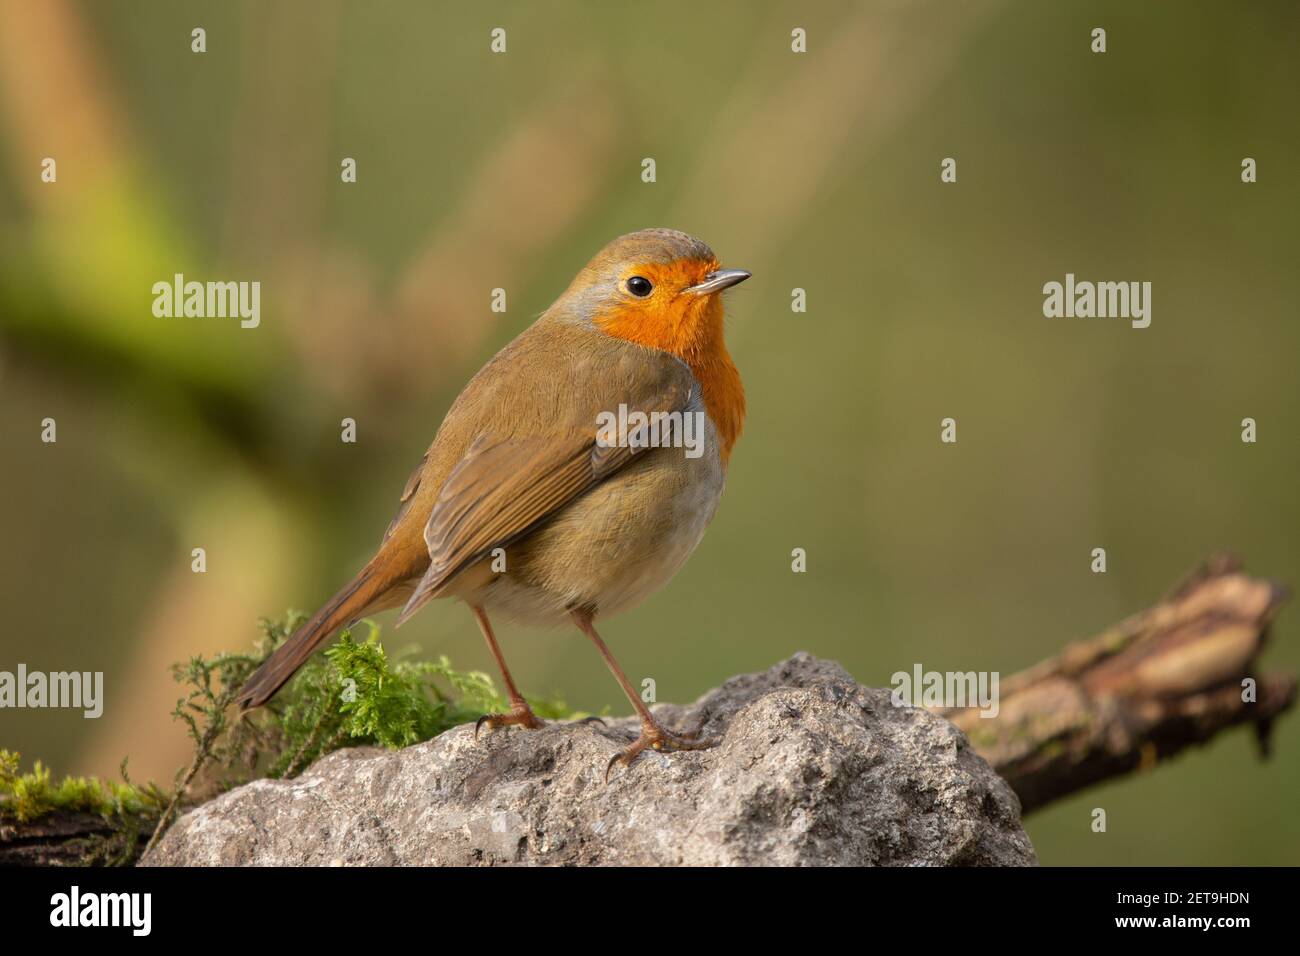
xmin=939 ymin=555 xmax=1294 ymax=813
xmin=0 ymin=811 xmax=142 ymax=866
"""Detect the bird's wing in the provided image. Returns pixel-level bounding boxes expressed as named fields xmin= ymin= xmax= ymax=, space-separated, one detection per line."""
xmin=395 ymin=379 xmax=693 ymax=623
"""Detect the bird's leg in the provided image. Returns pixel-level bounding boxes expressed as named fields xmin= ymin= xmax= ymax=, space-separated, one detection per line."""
xmin=471 ymin=606 xmax=545 ymax=737
xmin=570 ymin=608 xmax=716 ymax=780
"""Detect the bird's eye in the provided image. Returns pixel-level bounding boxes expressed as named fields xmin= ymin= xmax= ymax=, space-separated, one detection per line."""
xmin=626 ymin=276 xmax=653 ymax=297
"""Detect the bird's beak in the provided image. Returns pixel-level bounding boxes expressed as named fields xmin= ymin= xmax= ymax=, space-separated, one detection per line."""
xmin=685 ymin=268 xmax=751 ymax=296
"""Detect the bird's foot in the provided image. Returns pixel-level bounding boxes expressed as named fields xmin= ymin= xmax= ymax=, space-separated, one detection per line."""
xmin=605 ymin=718 xmax=716 ymax=781
xmin=475 ymin=701 xmax=546 ymax=739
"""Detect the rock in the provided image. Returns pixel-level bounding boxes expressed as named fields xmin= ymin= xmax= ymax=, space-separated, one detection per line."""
xmin=141 ymin=654 xmax=1036 ymax=866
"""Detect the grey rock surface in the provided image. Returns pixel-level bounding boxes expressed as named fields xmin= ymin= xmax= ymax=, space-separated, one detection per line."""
xmin=142 ymin=653 xmax=1036 ymax=866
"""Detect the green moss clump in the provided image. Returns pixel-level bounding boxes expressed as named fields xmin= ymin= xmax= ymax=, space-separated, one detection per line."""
xmin=0 ymin=750 xmax=168 ymax=827
xmin=260 ymin=621 xmax=571 ymax=777
xmin=198 ymin=615 xmax=571 ymax=780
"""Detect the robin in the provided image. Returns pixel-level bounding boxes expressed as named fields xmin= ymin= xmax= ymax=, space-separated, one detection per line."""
xmin=235 ymin=228 xmax=750 ymax=775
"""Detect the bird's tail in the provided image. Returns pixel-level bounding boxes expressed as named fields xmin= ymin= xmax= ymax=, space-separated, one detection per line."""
xmin=234 ymin=559 xmax=394 ymax=710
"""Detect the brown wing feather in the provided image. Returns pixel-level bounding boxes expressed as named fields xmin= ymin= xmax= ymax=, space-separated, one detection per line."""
xmin=384 ymin=451 xmax=428 ymax=541
xmin=395 ymin=383 xmax=689 ymax=623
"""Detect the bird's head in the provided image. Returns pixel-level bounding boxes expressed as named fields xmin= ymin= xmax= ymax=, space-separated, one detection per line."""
xmin=557 ymin=228 xmax=750 ymax=366
xmin=550 ymin=228 xmax=750 ymax=462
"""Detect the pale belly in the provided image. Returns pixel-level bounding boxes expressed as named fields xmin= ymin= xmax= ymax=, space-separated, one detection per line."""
xmin=452 ymin=425 xmax=726 ymax=626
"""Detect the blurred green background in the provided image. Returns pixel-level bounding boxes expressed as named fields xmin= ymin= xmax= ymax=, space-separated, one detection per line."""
xmin=1 ymin=0 xmax=1296 ymax=864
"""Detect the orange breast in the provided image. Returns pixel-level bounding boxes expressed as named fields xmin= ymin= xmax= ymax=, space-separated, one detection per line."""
xmin=596 ymin=288 xmax=745 ymax=464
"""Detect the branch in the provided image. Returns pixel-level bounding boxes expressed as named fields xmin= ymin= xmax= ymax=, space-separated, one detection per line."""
xmin=0 ymin=811 xmax=146 ymax=866
xmin=938 ymin=555 xmax=1294 ymax=813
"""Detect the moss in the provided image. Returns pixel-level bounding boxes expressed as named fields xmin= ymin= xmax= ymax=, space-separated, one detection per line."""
xmin=201 ymin=615 xmax=571 ymax=781
xmin=259 ymin=621 xmax=569 ymax=777
xmin=0 ymin=749 xmax=168 ymax=838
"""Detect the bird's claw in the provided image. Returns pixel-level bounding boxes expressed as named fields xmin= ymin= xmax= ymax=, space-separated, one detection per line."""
xmin=604 ymin=720 xmax=716 ymax=782
xmin=474 ymin=703 xmax=545 ymax=740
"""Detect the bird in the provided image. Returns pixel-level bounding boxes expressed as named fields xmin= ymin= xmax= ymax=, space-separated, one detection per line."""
xmin=234 ymin=228 xmax=750 ymax=775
